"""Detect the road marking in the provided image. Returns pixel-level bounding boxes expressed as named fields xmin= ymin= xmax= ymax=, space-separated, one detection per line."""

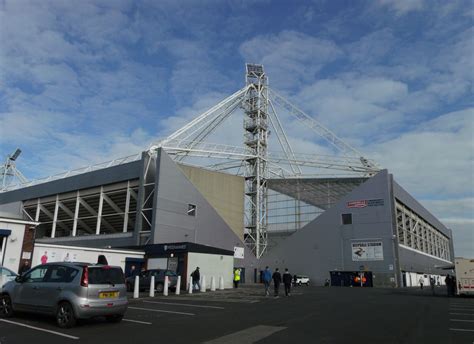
xmin=203 ymin=325 xmax=286 ymax=344
xmin=143 ymin=301 xmax=224 ymax=309
xmin=450 ymin=313 xmax=474 ymax=316
xmin=0 ymin=319 xmax=79 ymax=340
xmin=123 ymin=318 xmax=152 ymax=325
xmin=128 ymin=306 xmax=195 ymax=316
xmin=449 ymin=328 xmax=474 ymax=332
xmin=450 ymin=319 xmax=474 ymax=322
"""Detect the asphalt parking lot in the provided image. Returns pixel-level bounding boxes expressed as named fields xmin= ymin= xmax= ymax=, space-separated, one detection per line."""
xmin=0 ymin=285 xmax=473 ymax=344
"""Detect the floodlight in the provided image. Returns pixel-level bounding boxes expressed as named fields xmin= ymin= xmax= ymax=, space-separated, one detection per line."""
xmin=10 ymin=148 xmax=22 ymax=161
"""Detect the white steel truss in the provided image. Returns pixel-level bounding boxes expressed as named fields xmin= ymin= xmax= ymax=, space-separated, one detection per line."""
xmin=3 ymin=63 xmax=380 ymax=259
xmin=1 ymin=149 xmax=28 ymax=191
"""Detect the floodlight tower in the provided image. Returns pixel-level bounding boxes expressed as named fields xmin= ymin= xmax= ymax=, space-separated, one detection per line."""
xmin=243 ymin=64 xmax=269 ymax=258
xmin=1 ymin=148 xmax=28 ymax=190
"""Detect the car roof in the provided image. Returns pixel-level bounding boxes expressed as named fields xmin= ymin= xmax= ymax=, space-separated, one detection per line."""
xmin=34 ymin=262 xmax=121 ymax=269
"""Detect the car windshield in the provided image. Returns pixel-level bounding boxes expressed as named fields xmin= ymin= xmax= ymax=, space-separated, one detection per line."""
xmin=88 ymin=267 xmax=124 ymax=285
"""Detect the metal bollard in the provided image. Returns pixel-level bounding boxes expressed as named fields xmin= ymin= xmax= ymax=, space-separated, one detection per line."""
xmin=219 ymin=276 xmax=224 ymax=290
xmin=164 ymin=276 xmax=169 ymax=296
xmin=176 ymin=276 xmax=181 ymax=295
xmin=210 ymin=276 xmax=216 ymax=291
xmin=133 ymin=275 xmax=139 ymax=299
xmin=201 ymin=275 xmax=206 ymax=292
xmin=149 ymin=275 xmax=155 ymax=297
xmin=188 ymin=279 xmax=193 ymax=294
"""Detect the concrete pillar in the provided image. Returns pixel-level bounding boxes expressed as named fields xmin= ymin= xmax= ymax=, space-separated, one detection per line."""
xmin=188 ymin=279 xmax=193 ymax=294
xmin=149 ymin=275 xmax=155 ymax=297
xmin=133 ymin=276 xmax=139 ymax=299
xmin=176 ymin=276 xmax=181 ymax=295
xmin=200 ymin=276 xmax=206 ymax=292
xmin=210 ymin=276 xmax=216 ymax=291
xmin=164 ymin=276 xmax=169 ymax=296
xmin=219 ymin=276 xmax=224 ymax=290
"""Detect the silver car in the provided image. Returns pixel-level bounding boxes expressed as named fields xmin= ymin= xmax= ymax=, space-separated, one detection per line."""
xmin=0 ymin=267 xmax=17 ymax=292
xmin=0 ymin=262 xmax=127 ymax=328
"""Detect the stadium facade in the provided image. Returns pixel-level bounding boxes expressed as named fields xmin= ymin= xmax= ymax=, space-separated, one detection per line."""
xmin=0 ymin=148 xmax=454 ymax=287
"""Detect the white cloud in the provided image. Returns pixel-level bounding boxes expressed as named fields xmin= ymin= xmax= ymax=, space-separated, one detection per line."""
xmin=378 ymin=0 xmax=424 ymax=15
xmin=239 ymin=31 xmax=343 ymax=90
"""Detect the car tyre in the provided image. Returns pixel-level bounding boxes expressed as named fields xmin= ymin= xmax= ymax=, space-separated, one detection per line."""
xmin=306 ymin=282 xmax=310 ymax=286
xmin=106 ymin=314 xmax=123 ymax=323
xmin=0 ymin=294 xmax=14 ymax=318
xmin=155 ymin=283 xmax=164 ymax=293
xmin=56 ymin=301 xmax=76 ymax=328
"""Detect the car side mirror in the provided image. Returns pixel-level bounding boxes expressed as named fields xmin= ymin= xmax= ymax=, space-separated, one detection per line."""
xmin=15 ymin=276 xmax=24 ymax=283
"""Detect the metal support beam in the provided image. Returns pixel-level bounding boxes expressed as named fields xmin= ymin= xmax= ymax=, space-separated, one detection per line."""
xmin=96 ymin=186 xmax=104 ymax=235
xmin=123 ymin=181 xmax=131 ymax=233
xmin=72 ymin=192 xmax=80 ymax=236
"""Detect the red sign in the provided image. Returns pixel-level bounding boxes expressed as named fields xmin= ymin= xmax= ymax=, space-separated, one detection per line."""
xmin=347 ymin=200 xmax=368 ymax=208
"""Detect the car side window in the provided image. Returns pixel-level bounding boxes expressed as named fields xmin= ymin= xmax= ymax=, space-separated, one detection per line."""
xmin=24 ymin=266 xmax=48 ymax=283
xmin=45 ymin=266 xmax=79 ymax=283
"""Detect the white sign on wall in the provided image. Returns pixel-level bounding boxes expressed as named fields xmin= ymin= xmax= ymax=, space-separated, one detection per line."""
xmin=351 ymin=241 xmax=384 ymax=261
xmin=234 ymin=246 xmax=244 ymax=259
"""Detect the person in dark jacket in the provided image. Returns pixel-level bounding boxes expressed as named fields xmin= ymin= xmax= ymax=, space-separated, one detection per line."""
xmin=282 ymin=268 xmax=292 ymax=297
xmin=97 ymin=254 xmax=108 ymax=265
xmin=272 ymin=268 xmax=282 ymax=297
xmin=19 ymin=260 xmax=30 ymax=275
xmin=191 ymin=267 xmax=201 ymax=291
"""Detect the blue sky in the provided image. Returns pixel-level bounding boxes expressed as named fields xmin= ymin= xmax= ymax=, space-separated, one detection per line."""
xmin=0 ymin=0 xmax=473 ymax=256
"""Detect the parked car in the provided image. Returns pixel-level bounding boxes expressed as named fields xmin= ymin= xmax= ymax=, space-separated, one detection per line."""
xmin=126 ymin=269 xmax=178 ymax=292
xmin=0 ymin=267 xmax=17 ymax=292
xmin=293 ymin=275 xmax=310 ymax=286
xmin=0 ymin=262 xmax=127 ymax=328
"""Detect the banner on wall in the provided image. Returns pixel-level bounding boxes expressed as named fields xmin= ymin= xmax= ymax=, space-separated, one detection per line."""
xmin=351 ymin=241 xmax=384 ymax=261
xmin=234 ymin=246 xmax=244 ymax=259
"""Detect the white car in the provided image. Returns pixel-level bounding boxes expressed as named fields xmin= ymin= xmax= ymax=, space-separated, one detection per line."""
xmin=294 ymin=275 xmax=310 ymax=286
xmin=0 ymin=266 xmax=17 ymax=292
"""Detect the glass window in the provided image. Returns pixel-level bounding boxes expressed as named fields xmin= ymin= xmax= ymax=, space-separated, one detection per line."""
xmin=45 ymin=266 xmax=79 ymax=283
xmin=24 ymin=266 xmax=48 ymax=283
xmin=341 ymin=213 xmax=352 ymax=225
xmin=88 ymin=267 xmax=124 ymax=285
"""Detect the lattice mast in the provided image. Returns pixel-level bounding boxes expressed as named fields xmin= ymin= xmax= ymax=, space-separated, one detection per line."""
xmin=243 ymin=64 xmax=269 ymax=258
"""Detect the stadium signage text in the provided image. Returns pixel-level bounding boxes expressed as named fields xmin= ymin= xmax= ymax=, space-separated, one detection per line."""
xmin=347 ymin=199 xmax=384 ymax=208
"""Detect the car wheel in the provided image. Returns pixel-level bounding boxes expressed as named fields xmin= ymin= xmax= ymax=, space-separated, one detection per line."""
xmin=56 ymin=301 xmax=76 ymax=328
xmin=0 ymin=295 xmax=14 ymax=318
xmin=155 ymin=283 xmax=164 ymax=293
xmin=298 ymin=282 xmax=302 ymax=286
xmin=306 ymin=282 xmax=310 ymax=286
xmin=106 ymin=314 xmax=123 ymax=323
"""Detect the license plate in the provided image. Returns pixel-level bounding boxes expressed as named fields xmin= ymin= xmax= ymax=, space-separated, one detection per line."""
xmin=99 ymin=291 xmax=119 ymax=299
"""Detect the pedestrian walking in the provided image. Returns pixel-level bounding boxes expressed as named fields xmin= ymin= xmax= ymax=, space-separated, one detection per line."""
xmin=191 ymin=267 xmax=201 ymax=291
xmin=419 ymin=276 xmax=424 ymax=290
xmin=282 ymin=268 xmax=292 ymax=297
xmin=18 ymin=260 xmax=30 ymax=275
xmin=233 ymin=268 xmax=241 ymax=288
xmin=429 ymin=276 xmax=435 ymax=295
xmin=445 ymin=275 xmax=452 ymax=296
xmin=272 ymin=268 xmax=282 ymax=298
xmin=262 ymin=266 xmax=272 ymax=296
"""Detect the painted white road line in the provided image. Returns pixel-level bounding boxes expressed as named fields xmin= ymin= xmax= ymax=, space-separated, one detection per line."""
xmin=203 ymin=325 xmax=286 ymax=344
xmin=0 ymin=319 xmax=79 ymax=340
xmin=450 ymin=319 xmax=474 ymax=322
xmin=449 ymin=328 xmax=474 ymax=332
xmin=143 ymin=300 xmax=224 ymax=309
xmin=128 ymin=306 xmax=195 ymax=316
xmin=123 ymin=318 xmax=152 ymax=325
xmin=449 ymin=313 xmax=474 ymax=316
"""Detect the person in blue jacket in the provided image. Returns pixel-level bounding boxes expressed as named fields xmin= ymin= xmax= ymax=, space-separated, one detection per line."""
xmin=262 ymin=266 xmax=272 ymax=296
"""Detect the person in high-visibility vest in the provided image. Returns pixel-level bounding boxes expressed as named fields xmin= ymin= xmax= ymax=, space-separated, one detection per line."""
xmin=233 ymin=268 xmax=241 ymax=288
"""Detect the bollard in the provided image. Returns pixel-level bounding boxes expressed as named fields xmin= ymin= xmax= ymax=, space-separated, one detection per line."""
xmin=219 ymin=276 xmax=224 ymax=290
xmin=133 ymin=275 xmax=139 ymax=299
xmin=176 ymin=276 xmax=181 ymax=295
xmin=188 ymin=279 xmax=193 ymax=294
xmin=149 ymin=275 xmax=155 ymax=297
xmin=210 ymin=276 xmax=216 ymax=291
xmin=201 ymin=275 xmax=206 ymax=292
xmin=164 ymin=276 xmax=169 ymax=296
